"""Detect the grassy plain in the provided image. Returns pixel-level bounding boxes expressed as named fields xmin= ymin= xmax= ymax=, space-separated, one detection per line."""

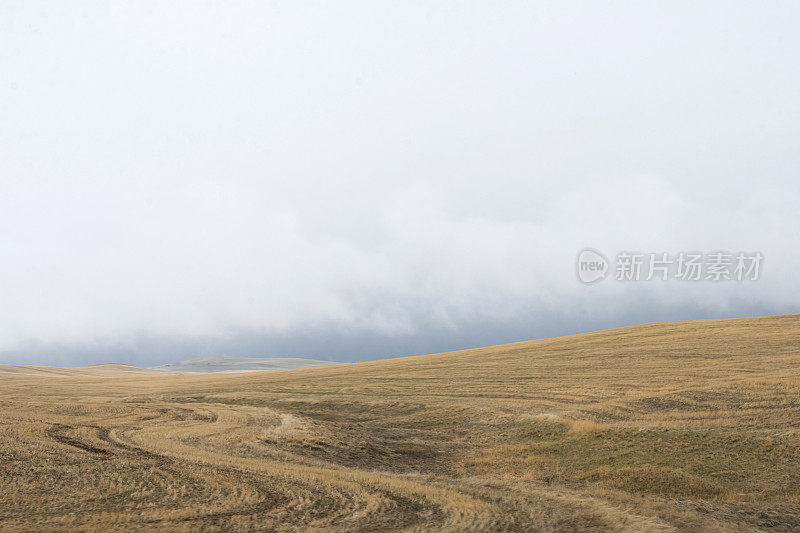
xmin=2 ymin=314 xmax=800 ymax=531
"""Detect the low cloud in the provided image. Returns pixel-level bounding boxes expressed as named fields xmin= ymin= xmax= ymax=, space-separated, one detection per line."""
xmin=1 ymin=2 xmax=798 ymax=365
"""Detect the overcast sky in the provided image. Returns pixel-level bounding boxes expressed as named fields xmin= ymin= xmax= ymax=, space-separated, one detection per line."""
xmin=1 ymin=1 xmax=799 ymax=366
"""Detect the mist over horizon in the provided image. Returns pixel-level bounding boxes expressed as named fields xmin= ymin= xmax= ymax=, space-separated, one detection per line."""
xmin=2 ymin=2 xmax=799 ymax=367
xmin=2 ymin=302 xmax=794 ymax=368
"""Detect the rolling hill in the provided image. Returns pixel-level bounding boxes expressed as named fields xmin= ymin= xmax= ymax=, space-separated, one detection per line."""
xmin=0 ymin=362 xmax=161 ymax=377
xmin=154 ymin=355 xmax=340 ymax=373
xmin=1 ymin=313 xmax=799 ymax=531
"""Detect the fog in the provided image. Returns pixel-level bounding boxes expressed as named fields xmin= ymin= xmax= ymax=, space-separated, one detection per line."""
xmin=1 ymin=2 xmax=798 ymax=365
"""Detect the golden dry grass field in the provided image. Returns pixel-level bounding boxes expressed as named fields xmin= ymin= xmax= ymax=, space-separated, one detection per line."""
xmin=2 ymin=314 xmax=800 ymax=532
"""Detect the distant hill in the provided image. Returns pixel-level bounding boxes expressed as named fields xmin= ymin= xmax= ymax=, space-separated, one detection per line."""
xmin=0 ymin=363 xmax=161 ymax=377
xmin=154 ymin=355 xmax=340 ymax=373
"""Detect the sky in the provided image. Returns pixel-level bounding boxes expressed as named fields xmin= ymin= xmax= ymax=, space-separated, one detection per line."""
xmin=1 ymin=1 xmax=799 ymax=366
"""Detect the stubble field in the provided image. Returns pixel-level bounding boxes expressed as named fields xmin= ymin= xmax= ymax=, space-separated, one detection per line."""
xmin=2 ymin=314 xmax=800 ymax=531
